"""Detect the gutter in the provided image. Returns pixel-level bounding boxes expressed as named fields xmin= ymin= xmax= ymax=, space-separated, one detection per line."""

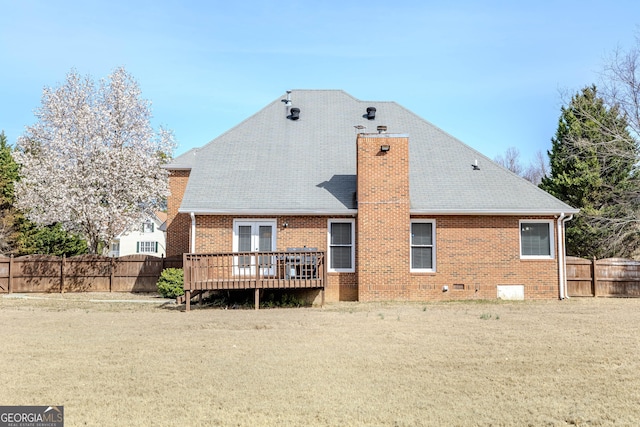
xmin=178 ymin=208 xmax=359 ymax=216
xmin=178 ymin=207 xmax=580 ymax=216
xmin=190 ymin=212 xmax=196 ymax=253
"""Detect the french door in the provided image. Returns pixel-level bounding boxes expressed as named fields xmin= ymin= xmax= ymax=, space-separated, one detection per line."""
xmin=233 ymin=220 xmax=276 ymax=276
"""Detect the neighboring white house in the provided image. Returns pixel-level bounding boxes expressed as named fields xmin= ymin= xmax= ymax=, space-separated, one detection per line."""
xmin=108 ymin=212 xmax=167 ymax=257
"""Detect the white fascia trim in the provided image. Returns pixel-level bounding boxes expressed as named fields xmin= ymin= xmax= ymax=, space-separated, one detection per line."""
xmin=179 ymin=208 xmax=358 ymax=216
xmin=181 ymin=208 xmax=579 ymax=216
xmin=410 ymin=208 xmax=580 ymax=216
xmin=162 ymin=165 xmax=192 ymax=170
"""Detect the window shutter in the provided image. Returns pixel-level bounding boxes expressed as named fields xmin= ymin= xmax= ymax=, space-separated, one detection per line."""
xmin=136 ymin=242 xmax=140 ymax=253
xmin=155 ymin=242 xmax=158 ymax=253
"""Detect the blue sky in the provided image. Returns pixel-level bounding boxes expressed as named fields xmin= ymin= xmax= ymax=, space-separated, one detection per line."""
xmin=1 ymin=1 xmax=639 ymax=163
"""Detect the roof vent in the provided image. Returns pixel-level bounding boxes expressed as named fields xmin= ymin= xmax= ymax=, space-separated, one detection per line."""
xmin=281 ymin=90 xmax=292 ymax=107
xmin=289 ymin=107 xmax=300 ymax=120
xmin=366 ymin=107 xmax=376 ymax=120
xmin=377 ymin=125 xmax=387 ymax=133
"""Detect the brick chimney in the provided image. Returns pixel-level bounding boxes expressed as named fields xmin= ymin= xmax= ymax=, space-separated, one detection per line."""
xmin=356 ymin=132 xmax=411 ymax=301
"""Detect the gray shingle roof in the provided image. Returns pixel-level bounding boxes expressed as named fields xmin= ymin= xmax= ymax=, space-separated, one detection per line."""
xmin=165 ymin=147 xmax=198 ymax=170
xmin=171 ymin=90 xmax=577 ymax=215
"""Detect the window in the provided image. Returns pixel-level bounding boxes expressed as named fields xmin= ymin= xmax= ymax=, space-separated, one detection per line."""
xmin=142 ymin=221 xmax=154 ymax=233
xmin=110 ymin=242 xmax=120 ymax=257
xmin=328 ymin=219 xmax=355 ymax=272
xmin=137 ymin=241 xmax=158 ymax=253
xmin=411 ymin=220 xmax=435 ymax=272
xmin=520 ymin=221 xmax=554 ymax=258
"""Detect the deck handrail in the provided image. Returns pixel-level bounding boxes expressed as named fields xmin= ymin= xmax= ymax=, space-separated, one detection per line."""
xmin=181 ymin=250 xmax=326 ymax=310
xmin=183 ymin=250 xmax=326 ymax=291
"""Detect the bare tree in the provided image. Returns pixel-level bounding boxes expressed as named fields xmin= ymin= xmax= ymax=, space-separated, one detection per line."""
xmin=494 ymin=147 xmax=548 ymax=185
xmin=494 ymin=146 xmax=523 ymax=175
xmin=522 ymin=150 xmax=549 ymax=185
xmin=600 ymin=37 xmax=640 ymax=142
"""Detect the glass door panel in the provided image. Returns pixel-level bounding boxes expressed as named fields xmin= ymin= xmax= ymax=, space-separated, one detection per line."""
xmin=234 ymin=221 xmax=276 ymax=277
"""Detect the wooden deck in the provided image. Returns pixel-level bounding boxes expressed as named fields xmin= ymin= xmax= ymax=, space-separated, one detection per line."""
xmin=181 ymin=250 xmax=326 ymax=310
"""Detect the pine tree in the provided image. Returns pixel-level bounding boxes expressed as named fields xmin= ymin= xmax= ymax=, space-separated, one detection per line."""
xmin=540 ymin=86 xmax=640 ymax=257
xmin=0 ymin=131 xmax=20 ymax=253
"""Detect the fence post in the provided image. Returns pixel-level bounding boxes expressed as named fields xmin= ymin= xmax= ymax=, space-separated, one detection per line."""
xmin=8 ymin=254 xmax=13 ymax=294
xmin=111 ymin=257 xmax=117 ymax=292
xmin=592 ymin=256 xmax=597 ymax=297
xmin=60 ymin=255 xmax=66 ymax=293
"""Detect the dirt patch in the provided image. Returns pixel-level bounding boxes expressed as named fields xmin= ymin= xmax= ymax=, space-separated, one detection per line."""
xmin=1 ymin=294 xmax=639 ymax=426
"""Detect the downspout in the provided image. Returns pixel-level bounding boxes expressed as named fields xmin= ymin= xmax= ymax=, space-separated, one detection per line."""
xmin=562 ymin=214 xmax=573 ymax=299
xmin=557 ymin=213 xmax=574 ymax=299
xmin=190 ymin=212 xmax=196 ymax=253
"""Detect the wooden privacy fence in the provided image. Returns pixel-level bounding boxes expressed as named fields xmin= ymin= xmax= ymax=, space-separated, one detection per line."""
xmin=0 ymin=254 xmax=183 ymax=293
xmin=566 ymin=256 xmax=640 ymax=297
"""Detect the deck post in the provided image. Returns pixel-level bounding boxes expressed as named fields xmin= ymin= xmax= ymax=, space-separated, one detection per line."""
xmin=321 ymin=288 xmax=325 ymax=308
xmin=185 ymin=290 xmax=191 ymax=312
xmin=255 ymin=288 xmax=260 ymax=310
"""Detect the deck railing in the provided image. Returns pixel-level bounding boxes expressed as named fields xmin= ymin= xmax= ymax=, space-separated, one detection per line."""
xmin=182 ymin=250 xmax=325 ymax=310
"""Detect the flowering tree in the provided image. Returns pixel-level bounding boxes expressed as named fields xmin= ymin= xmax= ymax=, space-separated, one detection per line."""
xmin=13 ymin=67 xmax=175 ymax=254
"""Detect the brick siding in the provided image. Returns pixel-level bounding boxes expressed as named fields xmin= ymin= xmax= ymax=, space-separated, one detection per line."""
xmin=407 ymin=215 xmax=560 ymax=301
xmin=356 ymin=134 xmax=411 ymax=301
xmin=166 ymin=170 xmax=191 ymax=257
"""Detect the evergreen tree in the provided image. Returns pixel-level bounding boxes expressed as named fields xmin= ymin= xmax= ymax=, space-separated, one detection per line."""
xmin=17 ymin=221 xmax=88 ymax=256
xmin=0 ymin=130 xmax=87 ymax=256
xmin=0 ymin=131 xmax=21 ymax=253
xmin=540 ymin=86 xmax=640 ymax=257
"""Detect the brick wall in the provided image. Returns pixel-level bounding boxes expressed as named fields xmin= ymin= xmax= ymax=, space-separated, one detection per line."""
xmin=181 ymin=212 xmax=560 ymax=302
xmin=407 ymin=215 xmax=560 ymax=301
xmin=166 ymin=169 xmax=191 ymax=257
xmin=356 ymin=134 xmax=411 ymax=301
xmin=356 ymin=212 xmax=560 ymax=301
xmin=194 ymin=215 xmax=358 ymax=301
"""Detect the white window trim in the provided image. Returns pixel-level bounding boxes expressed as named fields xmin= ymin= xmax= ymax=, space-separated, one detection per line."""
xmin=519 ymin=220 xmax=555 ymax=260
xmin=142 ymin=221 xmax=155 ymax=233
xmin=410 ymin=219 xmax=436 ymax=273
xmin=327 ymin=219 xmax=355 ymax=273
xmin=138 ymin=241 xmax=157 ymax=253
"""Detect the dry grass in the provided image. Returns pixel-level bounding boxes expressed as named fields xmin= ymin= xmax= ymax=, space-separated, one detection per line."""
xmin=1 ymin=294 xmax=640 ymax=426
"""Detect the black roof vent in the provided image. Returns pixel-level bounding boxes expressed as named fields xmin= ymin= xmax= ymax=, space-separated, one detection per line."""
xmin=289 ymin=107 xmax=300 ymax=120
xmin=366 ymin=107 xmax=376 ymax=120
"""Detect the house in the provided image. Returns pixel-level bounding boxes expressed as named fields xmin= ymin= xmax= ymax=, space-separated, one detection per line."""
xmin=164 ymin=90 xmax=578 ymax=305
xmin=108 ymin=212 xmax=167 ymax=257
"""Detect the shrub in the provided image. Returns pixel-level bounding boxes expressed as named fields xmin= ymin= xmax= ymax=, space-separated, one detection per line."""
xmin=156 ymin=268 xmax=184 ymax=298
